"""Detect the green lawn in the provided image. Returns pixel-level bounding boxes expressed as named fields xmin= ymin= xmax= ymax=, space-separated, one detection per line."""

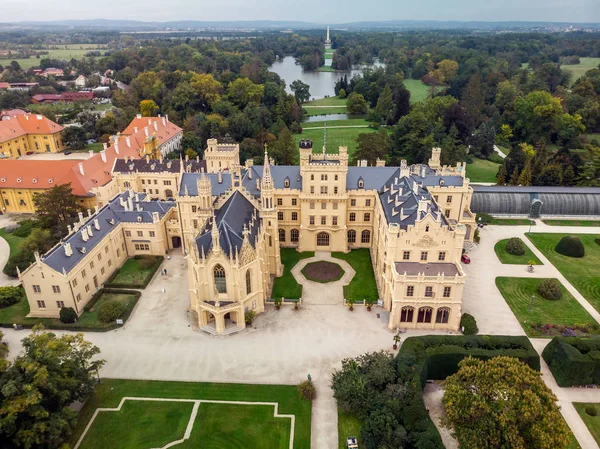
xmin=303 ymin=106 xmax=347 ymax=116
xmin=527 ymin=233 xmax=600 ymax=312
xmin=0 ymin=48 xmax=104 ymax=70
xmin=72 ymin=142 xmax=104 ymax=153
xmin=302 ymin=118 xmax=370 ymax=129
xmin=338 ymin=409 xmax=361 ymax=449
xmin=562 ymin=57 xmax=600 ymax=86
xmin=0 ymin=227 xmax=26 ymax=258
xmin=316 ymin=66 xmax=338 ymax=72
xmin=71 ymin=379 xmax=311 ymax=449
xmin=332 ymin=249 xmax=378 ymax=301
xmin=324 ymin=53 xmax=333 ymax=60
xmin=495 ymin=277 xmax=598 ymax=338
xmin=271 ymin=249 xmax=314 ymax=299
xmin=403 ymin=79 xmax=443 ymax=103
xmin=542 ymin=219 xmax=600 ymax=227
xmin=107 ymin=256 xmax=163 ymax=288
xmin=304 ymin=97 xmax=347 ymax=107
xmin=478 ymin=216 xmax=535 ymax=226
xmin=294 ymin=127 xmax=379 ymax=157
xmin=574 ymin=403 xmax=600 ymax=446
xmin=465 ymin=158 xmax=501 ymax=183
xmin=493 ymin=238 xmax=543 ymax=265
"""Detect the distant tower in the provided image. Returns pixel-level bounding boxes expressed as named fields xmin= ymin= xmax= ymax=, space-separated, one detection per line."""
xmin=325 ymin=25 xmax=331 ymax=49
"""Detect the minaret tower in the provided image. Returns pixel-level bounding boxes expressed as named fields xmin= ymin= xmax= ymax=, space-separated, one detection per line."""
xmin=261 ymin=146 xmax=282 ymax=275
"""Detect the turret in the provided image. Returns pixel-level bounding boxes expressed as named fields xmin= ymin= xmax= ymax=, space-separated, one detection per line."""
xmin=261 ymin=147 xmax=275 ymax=210
xmin=211 ymin=213 xmax=221 ymax=254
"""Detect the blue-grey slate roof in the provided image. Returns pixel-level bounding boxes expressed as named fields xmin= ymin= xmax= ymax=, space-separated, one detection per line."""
xmin=42 ymin=191 xmax=175 ymax=274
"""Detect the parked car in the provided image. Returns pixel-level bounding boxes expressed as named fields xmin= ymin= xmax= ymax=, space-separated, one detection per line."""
xmin=64 ymin=150 xmax=72 ymax=155
xmin=461 ymin=254 xmax=471 ymax=264
xmin=26 ymin=151 xmax=34 ymax=155
xmin=346 ymin=436 xmax=359 ymax=449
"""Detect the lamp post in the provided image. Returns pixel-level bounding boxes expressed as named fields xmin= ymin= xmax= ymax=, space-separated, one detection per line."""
xmin=528 ymin=294 xmax=535 ymax=312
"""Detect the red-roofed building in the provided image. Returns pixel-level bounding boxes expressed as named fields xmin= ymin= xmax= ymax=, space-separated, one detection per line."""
xmin=0 ymin=82 xmax=9 ymax=90
xmin=0 ymin=113 xmax=64 ymax=158
xmin=31 ymin=91 xmax=94 ymax=104
xmin=0 ymin=109 xmax=27 ymax=120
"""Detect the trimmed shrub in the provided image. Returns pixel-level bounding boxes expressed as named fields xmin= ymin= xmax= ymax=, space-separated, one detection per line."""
xmin=59 ymin=307 xmax=78 ymax=324
xmin=12 ymin=219 xmax=38 ymax=238
xmin=245 ymin=310 xmax=256 ymax=325
xmin=586 ymin=406 xmax=598 ymax=416
xmin=555 ymin=236 xmax=585 ymax=258
xmin=297 ymin=380 xmax=316 ymax=401
xmin=505 ymin=237 xmax=525 ymax=256
xmin=542 ymin=337 xmax=600 ymax=387
xmin=0 ymin=286 xmax=23 ymax=308
xmin=97 ymin=300 xmax=126 ymax=323
xmin=460 ymin=313 xmax=478 ymax=335
xmin=537 ymin=279 xmax=562 ymax=300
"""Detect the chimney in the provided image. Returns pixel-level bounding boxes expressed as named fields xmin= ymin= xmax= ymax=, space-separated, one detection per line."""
xmin=115 ymin=142 xmax=119 ymax=155
xmin=82 ymin=227 xmax=89 ymax=242
xmin=127 ymin=195 xmax=133 ymax=211
xmin=153 ymin=122 xmax=158 ymax=132
xmin=218 ymin=169 xmax=223 ymax=184
xmin=152 ymin=211 xmax=160 ymax=223
xmin=94 ymin=204 xmax=99 ymax=214
xmin=162 ymin=117 xmax=166 ymax=127
xmin=148 ymin=118 xmax=152 ymax=125
xmin=103 ymin=142 xmax=108 ymax=151
xmin=376 ymin=158 xmax=385 ymax=167
xmin=144 ymin=127 xmax=149 ymax=137
xmin=145 ymin=154 xmax=150 ymax=163
xmin=87 ymin=208 xmax=92 ymax=218
xmin=134 ymin=126 xmax=138 ymax=133
xmin=126 ymin=136 xmax=131 ymax=148
xmin=418 ymin=197 xmax=429 ymax=214
xmin=64 ymin=242 xmax=73 ymax=257
xmin=136 ymin=114 xmax=141 ymax=119
xmin=100 ymin=150 xmax=106 ymax=162
xmin=78 ymin=211 xmax=84 ymax=223
xmin=78 ymin=162 xmax=84 ymax=176
xmin=165 ymin=114 xmax=169 ymax=123
xmin=400 ymin=160 xmax=409 ymax=178
xmin=87 ymin=224 xmax=94 ymax=237
xmin=67 ymin=224 xmax=72 ymax=234
xmin=248 ymin=168 xmax=253 ymax=179
xmin=94 ymin=217 xmax=100 ymax=230
xmin=36 ymin=114 xmax=42 ymax=120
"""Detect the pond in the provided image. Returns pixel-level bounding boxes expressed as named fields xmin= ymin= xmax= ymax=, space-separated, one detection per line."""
xmin=269 ymin=56 xmax=385 ymax=100
xmin=303 ymin=113 xmax=349 ymax=122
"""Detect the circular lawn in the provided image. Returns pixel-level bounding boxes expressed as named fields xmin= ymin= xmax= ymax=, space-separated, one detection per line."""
xmin=301 ymin=261 xmax=344 ymax=283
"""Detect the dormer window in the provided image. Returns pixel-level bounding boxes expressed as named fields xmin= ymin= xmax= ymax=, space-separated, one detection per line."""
xmin=284 ymin=177 xmax=290 ymax=188
xmin=358 ymin=178 xmax=364 ymax=189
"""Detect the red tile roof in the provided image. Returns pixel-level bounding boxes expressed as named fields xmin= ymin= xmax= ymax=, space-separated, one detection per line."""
xmin=31 ymin=92 xmax=94 ymax=103
xmin=0 ymin=82 xmax=9 ymax=89
xmin=0 ymin=114 xmax=63 ymax=143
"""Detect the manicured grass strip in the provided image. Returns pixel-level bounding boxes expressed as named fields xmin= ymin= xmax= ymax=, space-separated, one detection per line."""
xmin=106 ymin=256 xmax=163 ymax=289
xmin=303 ymin=118 xmax=370 ymax=129
xmin=527 ymin=233 xmax=600 ymax=312
xmin=304 ymin=97 xmax=346 ymax=106
xmin=465 ymin=157 xmax=501 ymax=183
xmin=294 ymin=127 xmax=380 ymax=157
xmin=70 ymin=379 xmax=311 ymax=449
xmin=271 ymin=249 xmax=314 ymax=299
xmin=338 ymin=409 xmax=361 ymax=449
xmin=332 ymin=249 xmax=378 ymax=301
xmin=0 ymin=227 xmax=26 ymax=258
xmin=574 ymin=402 xmax=600 ymax=446
xmin=562 ymin=57 xmax=600 ymax=86
xmin=316 ymin=66 xmax=338 ymax=72
xmin=477 ymin=215 xmax=535 ymax=226
xmin=495 ymin=277 xmax=598 ymax=338
xmin=542 ymin=219 xmax=600 ymax=227
xmin=493 ymin=238 xmax=543 ymax=265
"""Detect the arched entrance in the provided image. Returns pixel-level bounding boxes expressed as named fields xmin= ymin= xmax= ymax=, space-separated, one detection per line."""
xmin=316 ymin=232 xmax=330 ymax=247
xmin=172 ymin=236 xmax=182 ymax=248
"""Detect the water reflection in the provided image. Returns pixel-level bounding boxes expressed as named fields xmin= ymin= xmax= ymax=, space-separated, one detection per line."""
xmin=303 ymin=113 xmax=349 ymax=122
xmin=269 ymin=56 xmax=385 ymax=100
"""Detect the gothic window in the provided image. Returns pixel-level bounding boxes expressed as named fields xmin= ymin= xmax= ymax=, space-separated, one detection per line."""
xmin=277 ymin=212 xmax=284 ymax=220
xmin=436 ymin=307 xmax=450 ymax=323
xmin=214 ymin=264 xmax=226 ymax=294
xmin=400 ymin=306 xmax=414 ymax=323
xmin=277 ymin=198 xmax=283 ymax=206
xmin=438 ymin=251 xmax=446 ymax=261
xmin=292 ymin=212 xmax=298 ymax=221
xmin=279 ymin=229 xmax=285 ymax=242
xmin=348 ymin=230 xmax=356 ymax=243
xmin=425 ymin=286 xmax=433 ymax=297
xmin=317 ymin=232 xmax=330 ymax=246
xmin=349 ymin=213 xmax=356 ymax=222
xmin=246 ymin=269 xmax=252 ymax=295
xmin=364 ymin=213 xmax=370 ymax=222
xmin=361 ymin=230 xmax=371 ymax=244
xmin=291 ymin=229 xmax=299 ymax=243
xmin=443 ymin=286 xmax=452 ymax=297
xmin=417 ymin=307 xmax=433 ymax=323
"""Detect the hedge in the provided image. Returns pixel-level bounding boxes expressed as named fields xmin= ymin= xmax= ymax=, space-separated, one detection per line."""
xmin=542 ymin=337 xmax=600 ymax=387
xmin=104 ymin=255 xmax=163 ymax=289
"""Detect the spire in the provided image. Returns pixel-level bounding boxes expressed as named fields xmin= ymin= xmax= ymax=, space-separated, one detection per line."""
xmin=262 ymin=144 xmax=273 ymax=186
xmin=211 ymin=213 xmax=221 ymax=253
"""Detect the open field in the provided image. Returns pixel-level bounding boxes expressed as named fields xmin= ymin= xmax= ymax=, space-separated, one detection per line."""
xmin=271 ymin=249 xmax=314 ymax=299
xmin=562 ymin=57 xmax=600 ymax=86
xmin=574 ymin=403 xmax=600 ymax=446
xmin=332 ymin=249 xmax=378 ymax=301
xmin=527 ymin=233 xmax=600 ymax=312
xmin=294 ymin=127 xmax=378 ymax=156
xmin=494 ymin=238 xmax=542 ymax=265
xmin=0 ymin=48 xmax=105 ymax=70
xmin=495 ymin=277 xmax=598 ymax=337
xmin=72 ymin=142 xmax=104 ymax=153
xmin=303 ymin=118 xmax=370 ymax=129
xmin=465 ymin=158 xmax=500 ymax=183
xmin=403 ymin=79 xmax=443 ymax=103
xmin=71 ymin=379 xmax=311 ymax=449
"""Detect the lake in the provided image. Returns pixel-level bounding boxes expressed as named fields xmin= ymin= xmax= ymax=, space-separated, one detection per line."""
xmin=269 ymin=56 xmax=385 ymax=100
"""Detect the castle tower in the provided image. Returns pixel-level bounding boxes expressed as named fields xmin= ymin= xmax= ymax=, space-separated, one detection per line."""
xmin=260 ymin=147 xmax=282 ymax=275
xmin=429 ymin=148 xmax=442 ymax=170
xmin=197 ymin=172 xmax=213 ymax=212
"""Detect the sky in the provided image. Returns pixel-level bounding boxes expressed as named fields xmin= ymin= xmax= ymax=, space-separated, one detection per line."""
xmin=1 ymin=0 xmax=599 ymax=23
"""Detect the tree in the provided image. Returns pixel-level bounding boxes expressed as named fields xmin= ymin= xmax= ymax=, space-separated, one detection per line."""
xmin=268 ymin=127 xmax=296 ymax=165
xmin=290 ymin=80 xmax=310 ymax=104
xmin=440 ymin=125 xmax=467 ymax=166
xmin=22 ymin=228 xmax=54 ymax=256
xmin=353 ymin=130 xmax=391 ymax=165
xmin=509 ymin=167 xmax=520 ymax=185
xmin=518 ymin=161 xmax=532 ymax=186
xmin=227 ymin=77 xmax=264 ymax=109
xmin=469 ymin=122 xmax=496 ymax=158
xmin=140 ymin=99 xmax=159 ymax=117
xmin=33 ymin=184 xmax=83 ymax=236
xmin=538 ymin=164 xmax=563 ymax=186
xmin=347 ymin=92 xmax=368 ymax=115
xmin=443 ymin=356 xmax=570 ymax=449
xmin=562 ymin=165 xmax=576 ymax=186
xmin=61 ymin=126 xmax=87 ymax=151
xmin=189 ymin=73 xmax=222 ymax=111
xmin=514 ymin=91 xmax=563 ymax=144
xmin=374 ymin=85 xmax=395 ymax=125
xmin=338 ymin=88 xmax=347 ymax=99
xmin=0 ymin=328 xmax=104 ymax=449
xmin=461 ymin=73 xmax=486 ymax=125
xmin=437 ymin=59 xmax=459 ymax=83
xmin=496 ymin=163 xmax=507 ymax=185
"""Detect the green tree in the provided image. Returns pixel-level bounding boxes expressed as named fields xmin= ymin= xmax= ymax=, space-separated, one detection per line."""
xmin=227 ymin=77 xmax=264 ymax=109
xmin=514 ymin=91 xmax=563 ymax=144
xmin=562 ymin=165 xmax=576 ymax=186
xmin=353 ymin=130 xmax=391 ymax=165
xmin=374 ymin=85 xmax=395 ymax=125
xmin=0 ymin=328 xmax=104 ymax=449
xmin=496 ymin=163 xmax=507 ymax=185
xmin=509 ymin=167 xmax=520 ymax=185
xmin=347 ymin=92 xmax=368 ymax=115
xmin=61 ymin=126 xmax=87 ymax=151
xmin=338 ymin=88 xmax=347 ymax=99
xmin=140 ymin=99 xmax=159 ymax=117
xmin=33 ymin=184 xmax=83 ymax=236
xmin=22 ymin=228 xmax=53 ymax=256
xmin=437 ymin=59 xmax=459 ymax=83
xmin=290 ymin=80 xmax=310 ymax=104
xmin=440 ymin=125 xmax=467 ymax=166
xmin=268 ymin=127 xmax=296 ymax=165
xmin=518 ymin=161 xmax=532 ymax=186
xmin=0 ymin=332 xmax=7 ymax=374
xmin=189 ymin=73 xmax=222 ymax=111
xmin=443 ymin=356 xmax=570 ymax=449
xmin=538 ymin=164 xmax=563 ymax=186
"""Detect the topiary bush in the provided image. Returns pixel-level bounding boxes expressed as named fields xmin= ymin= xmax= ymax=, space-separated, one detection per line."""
xmin=59 ymin=307 xmax=78 ymax=324
xmin=586 ymin=406 xmax=598 ymax=416
xmin=460 ymin=313 xmax=478 ymax=335
xmin=297 ymin=379 xmax=316 ymax=401
xmin=555 ymin=236 xmax=585 ymax=258
xmin=505 ymin=237 xmax=525 ymax=256
xmin=537 ymin=279 xmax=563 ymax=300
xmin=97 ymin=300 xmax=126 ymax=323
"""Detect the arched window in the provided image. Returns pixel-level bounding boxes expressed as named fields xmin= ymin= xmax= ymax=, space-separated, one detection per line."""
xmin=361 ymin=230 xmax=370 ymax=244
xmin=279 ymin=229 xmax=285 ymax=242
xmin=347 ymin=229 xmax=356 ymax=243
xmin=290 ymin=229 xmax=299 ymax=243
xmin=436 ymin=307 xmax=450 ymax=324
xmin=213 ymin=264 xmax=226 ymax=294
xmin=400 ymin=306 xmax=414 ymax=323
xmin=317 ymin=232 xmax=329 ymax=246
xmin=417 ymin=307 xmax=433 ymax=323
xmin=246 ymin=269 xmax=252 ymax=295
